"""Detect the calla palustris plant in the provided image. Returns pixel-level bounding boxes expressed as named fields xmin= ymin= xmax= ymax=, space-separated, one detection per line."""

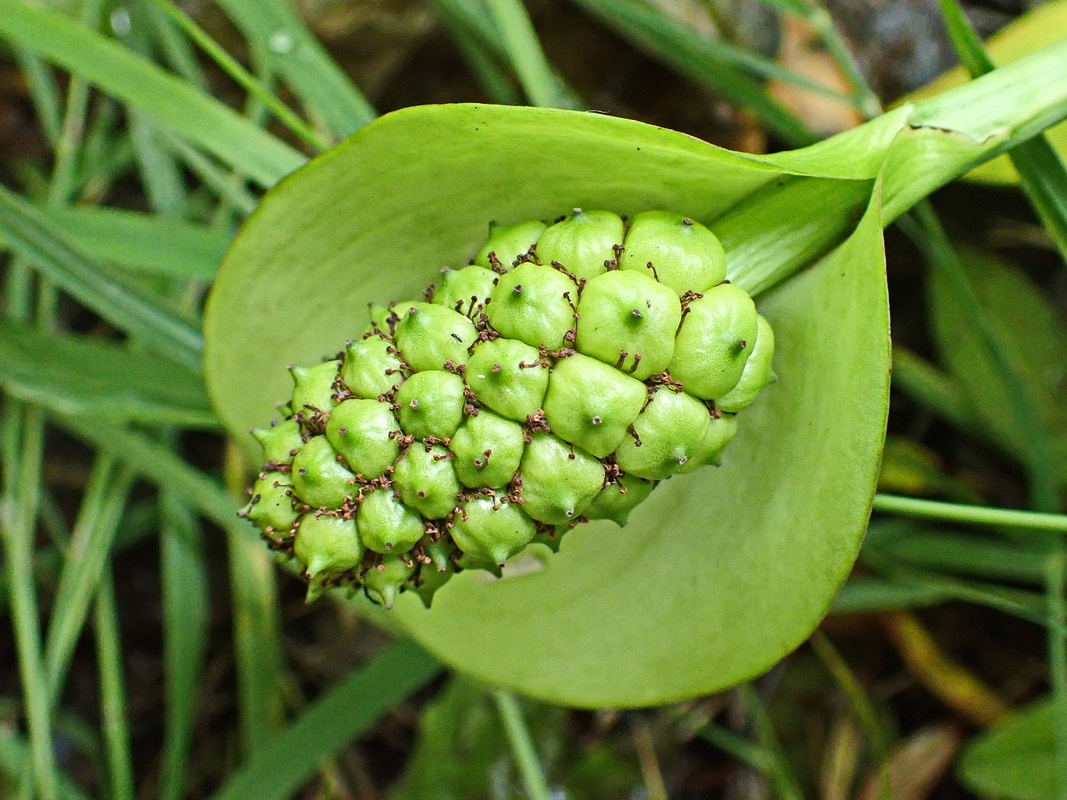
xmin=205 ymin=40 xmax=1067 ymax=708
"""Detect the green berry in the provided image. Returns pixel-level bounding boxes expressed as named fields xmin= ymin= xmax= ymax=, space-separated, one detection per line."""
xmin=583 ymin=473 xmax=656 ymax=526
xmin=241 ymin=472 xmax=297 ymax=535
xmin=250 ymin=419 xmax=303 ymax=465
xmin=542 ymin=353 xmax=646 ymax=458
xmin=449 ymin=410 xmax=525 ymax=489
xmin=357 ymin=487 xmax=425 ymax=554
xmin=575 ymin=269 xmax=681 ymax=379
xmin=716 ymin=314 xmax=775 ymax=412
xmin=536 ymin=209 xmax=624 ymax=282
xmin=363 ymin=554 xmax=415 ymax=609
xmin=518 ymin=433 xmax=604 ymax=524
xmin=474 ymin=219 xmax=547 ymax=268
xmin=396 ymin=370 xmax=466 ymax=440
xmin=669 ymin=284 xmax=758 ymax=400
xmin=325 ymin=399 xmax=399 ymax=479
xmin=394 ymin=302 xmax=478 ymax=371
xmin=293 ymin=512 xmax=364 ymax=586
xmin=244 ymin=209 xmax=777 ymax=607
xmin=487 ymin=262 xmax=578 ymax=350
xmin=619 ymin=211 xmax=726 ymax=295
xmin=289 ymin=359 xmax=339 ymax=415
xmin=614 ymin=387 xmax=711 ymax=480
xmin=291 ymin=436 xmax=356 ymax=509
xmin=465 ymin=337 xmax=550 ymax=421
xmin=434 ymin=266 xmax=498 ymax=318
xmin=676 ymin=412 xmax=738 ymax=472
xmin=393 ymin=444 xmax=462 ymax=519
xmin=451 ymin=491 xmax=536 ymax=567
xmin=341 ymin=336 xmax=404 ymax=399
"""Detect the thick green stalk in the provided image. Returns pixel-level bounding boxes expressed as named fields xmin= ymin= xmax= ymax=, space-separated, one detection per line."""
xmin=492 ymin=690 xmax=552 ymax=800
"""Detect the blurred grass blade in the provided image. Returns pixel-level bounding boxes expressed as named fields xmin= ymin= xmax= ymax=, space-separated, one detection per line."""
xmin=128 ymin=112 xmax=187 ymax=219
xmin=0 ymin=320 xmax=216 ymax=429
xmin=572 ymin=0 xmax=818 ymax=145
xmin=159 ymin=496 xmax=209 ymax=800
xmin=149 ymin=0 xmax=329 ymax=151
xmin=1046 ymin=550 xmax=1067 ymax=798
xmin=831 ymin=578 xmax=954 ymax=613
xmin=0 ymin=184 xmax=203 ymax=373
xmin=891 ymin=347 xmax=976 ymax=433
xmin=209 ymin=639 xmax=441 ymax=800
xmin=429 ymin=0 xmax=521 ymax=104
xmin=484 ymin=0 xmax=574 ymax=108
xmin=12 ymin=47 xmax=63 ymax=146
xmin=215 ymin=0 xmax=377 ymax=138
xmin=159 ymin=131 xmax=259 ymax=216
xmin=907 ymin=204 xmax=1061 ymax=510
xmin=739 ymin=684 xmax=805 ymax=800
xmin=226 ymin=510 xmax=285 ymax=755
xmin=45 ymin=460 xmax=135 ymax=701
xmin=0 ymin=0 xmax=305 ymax=187
xmin=0 ymin=729 xmax=90 ymax=800
xmin=32 ymin=206 xmax=226 ymax=280
xmin=94 ymin=570 xmax=135 ymax=800
xmin=938 ymin=0 xmax=1067 ymax=263
xmin=867 ymin=526 xmax=1050 ymax=583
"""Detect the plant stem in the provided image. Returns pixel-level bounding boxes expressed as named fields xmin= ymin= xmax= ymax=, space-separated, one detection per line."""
xmin=1045 ymin=550 xmax=1067 ymax=800
xmin=873 ymin=494 xmax=1067 ymax=533
xmin=492 ymin=689 xmax=552 ymax=800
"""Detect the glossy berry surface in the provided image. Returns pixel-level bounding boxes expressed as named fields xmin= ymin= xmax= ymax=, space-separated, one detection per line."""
xmin=239 ymin=209 xmax=775 ymax=607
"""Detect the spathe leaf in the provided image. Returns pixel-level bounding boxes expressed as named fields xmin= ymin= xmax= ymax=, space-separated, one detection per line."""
xmin=204 ymin=40 xmax=1067 ymax=706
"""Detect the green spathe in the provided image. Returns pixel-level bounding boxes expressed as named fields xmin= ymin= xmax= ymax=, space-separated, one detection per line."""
xmin=619 ymin=211 xmax=726 ymax=295
xmin=575 ymin=269 xmax=681 ymax=379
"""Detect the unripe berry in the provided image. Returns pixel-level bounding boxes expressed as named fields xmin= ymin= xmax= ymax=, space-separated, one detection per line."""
xmin=243 ymin=209 xmax=775 ymax=607
xmin=250 ymin=419 xmax=303 ymax=465
xmin=396 ymin=370 xmax=466 ymax=440
xmin=576 ymin=269 xmax=681 ymax=379
xmin=341 ymin=336 xmax=404 ymax=399
xmin=363 ymin=554 xmax=415 ymax=609
xmin=393 ymin=444 xmax=462 ymax=519
xmin=536 ymin=209 xmax=624 ymax=281
xmin=669 ymin=284 xmax=758 ymax=400
xmin=716 ymin=315 xmax=775 ymax=412
xmin=518 ymin=433 xmax=605 ymax=524
xmin=357 ymin=487 xmax=425 ymax=554
xmin=465 ymin=337 xmax=550 ymax=421
xmin=451 ymin=491 xmax=536 ymax=567
xmin=542 ymin=353 xmax=646 ymax=458
xmin=474 ymin=219 xmax=547 ymax=268
xmin=487 ymin=263 xmax=578 ymax=350
xmin=291 ymin=436 xmax=356 ymax=509
xmin=325 ymin=399 xmax=399 ymax=479
xmin=619 ymin=211 xmax=726 ymax=294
